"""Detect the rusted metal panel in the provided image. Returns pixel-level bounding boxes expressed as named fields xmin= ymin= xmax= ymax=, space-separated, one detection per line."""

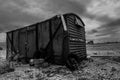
xmin=19 ymin=28 xmax=27 ymax=58
xmin=27 ymin=25 xmax=36 ymax=58
xmin=53 ymin=24 xmax=64 ymax=63
xmin=51 ymin=16 xmax=61 ymax=35
xmin=38 ymin=21 xmax=50 ymax=49
xmin=13 ymin=30 xmax=19 ymax=54
xmin=62 ymin=31 xmax=69 ymax=64
xmin=6 ymin=32 xmax=12 ymax=60
xmin=52 ymin=18 xmax=62 ymax=55
xmin=38 ymin=23 xmax=44 ymax=49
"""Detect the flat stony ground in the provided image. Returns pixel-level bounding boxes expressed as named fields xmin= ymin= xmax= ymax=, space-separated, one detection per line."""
xmin=87 ymin=43 xmax=120 ymax=57
xmin=0 ymin=57 xmax=120 ymax=80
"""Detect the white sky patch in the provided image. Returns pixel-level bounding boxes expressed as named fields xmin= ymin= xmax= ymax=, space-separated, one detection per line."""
xmin=86 ymin=33 xmax=110 ymax=43
xmin=87 ymin=0 xmax=120 ymax=19
xmin=82 ymin=17 xmax=102 ymax=31
xmin=86 ymin=34 xmax=96 ymax=40
xmin=21 ymin=0 xmax=55 ymax=19
xmin=69 ymin=0 xmax=89 ymax=5
xmin=0 ymin=33 xmax=6 ymax=42
xmin=95 ymin=34 xmax=110 ymax=39
xmin=117 ymin=30 xmax=120 ymax=34
xmin=0 ymin=0 xmax=24 ymax=11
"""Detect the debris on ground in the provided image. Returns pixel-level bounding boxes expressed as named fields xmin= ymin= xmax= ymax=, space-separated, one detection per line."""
xmin=0 ymin=58 xmax=14 ymax=74
xmin=0 ymin=57 xmax=120 ymax=80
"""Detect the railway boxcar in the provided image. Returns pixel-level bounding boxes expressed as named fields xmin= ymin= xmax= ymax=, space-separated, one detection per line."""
xmin=6 ymin=13 xmax=87 ymax=68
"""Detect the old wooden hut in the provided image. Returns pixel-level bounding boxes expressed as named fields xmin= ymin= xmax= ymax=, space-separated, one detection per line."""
xmin=6 ymin=13 xmax=87 ymax=68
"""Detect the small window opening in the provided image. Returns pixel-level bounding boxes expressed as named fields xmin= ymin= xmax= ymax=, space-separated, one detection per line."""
xmin=75 ymin=17 xmax=84 ymax=27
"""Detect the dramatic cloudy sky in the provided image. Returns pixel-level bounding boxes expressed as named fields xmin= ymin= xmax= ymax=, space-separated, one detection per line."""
xmin=0 ymin=0 xmax=120 ymax=43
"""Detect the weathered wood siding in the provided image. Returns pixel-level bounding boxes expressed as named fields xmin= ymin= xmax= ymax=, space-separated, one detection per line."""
xmin=6 ymin=13 xmax=86 ymax=64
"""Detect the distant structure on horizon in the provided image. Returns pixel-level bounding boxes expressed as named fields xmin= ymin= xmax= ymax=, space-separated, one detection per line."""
xmin=87 ymin=40 xmax=94 ymax=45
xmin=0 ymin=47 xmax=3 ymax=50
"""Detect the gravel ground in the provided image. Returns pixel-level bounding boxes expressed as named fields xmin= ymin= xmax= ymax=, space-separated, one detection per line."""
xmin=0 ymin=57 xmax=120 ymax=80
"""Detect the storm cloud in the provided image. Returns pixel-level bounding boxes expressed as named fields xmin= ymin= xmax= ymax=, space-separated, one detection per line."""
xmin=0 ymin=0 xmax=120 ymax=42
xmin=96 ymin=18 xmax=120 ymax=37
xmin=0 ymin=0 xmax=92 ymax=32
